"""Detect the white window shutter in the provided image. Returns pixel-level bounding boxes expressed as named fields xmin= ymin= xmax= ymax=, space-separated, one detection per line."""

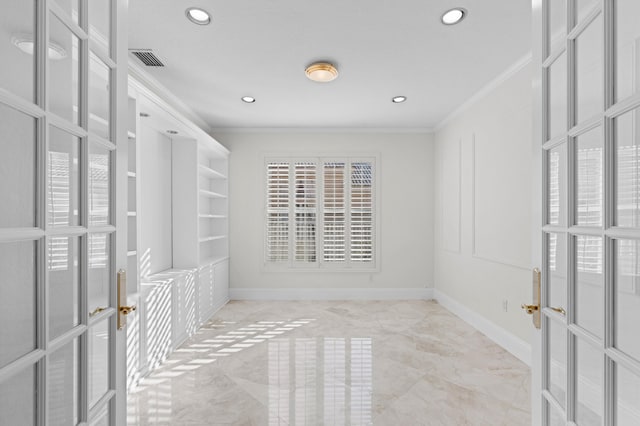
xmin=350 ymin=162 xmax=373 ymax=263
xmin=266 ymin=162 xmax=290 ymax=262
xmin=323 ymin=162 xmax=346 ymax=262
xmin=294 ymin=162 xmax=317 ymax=263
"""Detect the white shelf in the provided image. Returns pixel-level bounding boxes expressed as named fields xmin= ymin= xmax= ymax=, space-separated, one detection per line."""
xmin=199 ymin=189 xmax=226 ymax=199
xmin=199 ymin=235 xmax=226 ymax=243
xmin=198 ymin=164 xmax=227 ymax=180
xmin=127 ymin=250 xmax=137 ymax=257
xmin=128 ymin=171 xmax=136 ymax=178
xmin=198 ymin=214 xmax=227 ymax=219
xmin=127 ymin=211 xmax=137 ymax=217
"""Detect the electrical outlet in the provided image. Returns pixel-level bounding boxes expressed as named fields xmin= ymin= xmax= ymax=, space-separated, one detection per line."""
xmin=502 ymin=299 xmax=508 ymax=312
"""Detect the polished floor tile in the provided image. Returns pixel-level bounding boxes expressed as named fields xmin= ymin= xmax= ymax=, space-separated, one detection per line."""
xmin=128 ymin=300 xmax=531 ymax=425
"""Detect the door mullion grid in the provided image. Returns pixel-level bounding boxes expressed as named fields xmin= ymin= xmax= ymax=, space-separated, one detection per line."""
xmin=78 ymin=0 xmax=91 ymax=422
xmin=37 ymin=0 xmax=50 ymax=424
xmin=603 ymin=0 xmax=615 ymax=424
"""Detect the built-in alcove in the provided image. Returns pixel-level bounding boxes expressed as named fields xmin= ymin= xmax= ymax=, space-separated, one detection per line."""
xmin=124 ymin=82 xmax=229 ymax=389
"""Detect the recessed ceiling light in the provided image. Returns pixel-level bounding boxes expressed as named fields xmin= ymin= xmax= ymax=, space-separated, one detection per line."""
xmin=392 ymin=96 xmax=407 ymax=103
xmin=11 ymin=34 xmax=67 ymax=60
xmin=241 ymin=96 xmax=256 ymax=103
xmin=185 ymin=7 xmax=211 ymax=25
xmin=305 ymin=62 xmax=339 ymax=83
xmin=441 ymin=8 xmax=466 ymax=25
xmin=167 ymin=130 xmax=178 ymax=135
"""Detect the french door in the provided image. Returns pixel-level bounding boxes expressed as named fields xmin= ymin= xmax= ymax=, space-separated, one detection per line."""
xmin=0 ymin=0 xmax=128 ymax=424
xmin=534 ymin=0 xmax=640 ymax=424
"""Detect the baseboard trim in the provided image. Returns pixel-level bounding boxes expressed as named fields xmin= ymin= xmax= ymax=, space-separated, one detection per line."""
xmin=230 ymin=287 xmax=434 ymax=301
xmin=433 ymin=290 xmax=532 ymax=366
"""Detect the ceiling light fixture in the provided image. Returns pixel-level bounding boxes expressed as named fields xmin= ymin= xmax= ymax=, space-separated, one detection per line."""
xmin=185 ymin=7 xmax=211 ymax=25
xmin=392 ymin=96 xmax=407 ymax=103
xmin=241 ymin=96 xmax=256 ymax=103
xmin=11 ymin=34 xmax=67 ymax=60
xmin=305 ymin=62 xmax=339 ymax=83
xmin=441 ymin=8 xmax=466 ymax=25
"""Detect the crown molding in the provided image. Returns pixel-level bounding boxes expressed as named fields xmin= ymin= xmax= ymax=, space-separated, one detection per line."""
xmin=211 ymin=127 xmax=435 ymax=135
xmin=434 ymin=53 xmax=533 ymax=133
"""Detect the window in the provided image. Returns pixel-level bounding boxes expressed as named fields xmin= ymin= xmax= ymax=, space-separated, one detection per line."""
xmin=265 ymin=157 xmax=376 ymax=269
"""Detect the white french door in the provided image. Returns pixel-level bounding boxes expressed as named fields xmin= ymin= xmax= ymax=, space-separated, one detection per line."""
xmin=0 ymin=0 xmax=128 ymax=424
xmin=533 ymin=0 xmax=640 ymax=424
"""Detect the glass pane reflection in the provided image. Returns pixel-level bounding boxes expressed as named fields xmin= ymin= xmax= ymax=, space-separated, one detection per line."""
xmin=615 ymin=239 xmax=640 ymax=363
xmin=616 ymin=108 xmax=640 ymax=227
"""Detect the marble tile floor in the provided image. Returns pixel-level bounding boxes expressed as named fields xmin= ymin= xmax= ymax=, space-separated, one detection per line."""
xmin=127 ymin=300 xmax=531 ymax=425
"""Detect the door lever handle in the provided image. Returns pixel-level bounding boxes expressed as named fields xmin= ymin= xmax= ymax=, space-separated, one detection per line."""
xmin=521 ymin=303 xmax=540 ymax=315
xmin=550 ymin=306 xmax=566 ymax=315
xmin=119 ymin=305 xmax=136 ymax=316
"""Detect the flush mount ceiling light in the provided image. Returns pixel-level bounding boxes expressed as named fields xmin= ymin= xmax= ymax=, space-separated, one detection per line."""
xmin=441 ymin=8 xmax=467 ymax=25
xmin=392 ymin=96 xmax=407 ymax=103
xmin=241 ymin=96 xmax=256 ymax=103
xmin=305 ymin=62 xmax=339 ymax=83
xmin=185 ymin=7 xmax=211 ymax=25
xmin=11 ymin=34 xmax=67 ymax=60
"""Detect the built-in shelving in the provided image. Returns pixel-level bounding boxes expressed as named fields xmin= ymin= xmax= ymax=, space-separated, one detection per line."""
xmin=198 ymin=164 xmax=227 ymax=180
xmin=199 ymin=189 xmax=226 ymax=199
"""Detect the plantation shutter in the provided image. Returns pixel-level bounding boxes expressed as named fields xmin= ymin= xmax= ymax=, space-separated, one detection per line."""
xmin=350 ymin=162 xmax=373 ymax=263
xmin=294 ymin=162 xmax=317 ymax=262
xmin=266 ymin=162 xmax=290 ymax=262
xmin=323 ymin=162 xmax=346 ymax=262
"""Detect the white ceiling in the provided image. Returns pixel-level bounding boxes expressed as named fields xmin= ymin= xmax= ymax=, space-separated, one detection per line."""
xmin=128 ymin=0 xmax=531 ymax=130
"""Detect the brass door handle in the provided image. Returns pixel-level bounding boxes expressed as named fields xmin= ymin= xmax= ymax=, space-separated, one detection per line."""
xmin=89 ymin=307 xmax=107 ymax=317
xmin=521 ymin=304 xmax=540 ymax=315
xmin=119 ymin=305 xmax=137 ymax=315
xmin=550 ymin=306 xmax=566 ymax=315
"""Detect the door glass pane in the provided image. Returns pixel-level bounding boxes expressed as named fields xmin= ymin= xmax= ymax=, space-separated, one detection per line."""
xmin=615 ymin=108 xmax=640 ymax=227
xmin=575 ymin=337 xmax=602 ymax=425
xmin=88 ymin=0 xmax=111 ymax=53
xmin=48 ymin=339 xmax=79 ymax=425
xmin=575 ymin=236 xmax=603 ymax=338
xmin=548 ymin=52 xmax=568 ymax=141
xmin=549 ymin=233 xmax=567 ymax=309
xmin=576 ymin=14 xmax=603 ymax=124
xmin=90 ymin=406 xmax=109 ymax=426
xmin=616 ymin=0 xmax=640 ymax=102
xmin=615 ymin=239 xmax=640 ymax=363
xmin=89 ymin=143 xmax=110 ymax=226
xmin=0 ymin=365 xmax=36 ymax=426
xmin=89 ymin=319 xmax=110 ymax=407
xmin=616 ymin=362 xmax=640 ymax=426
xmin=576 ymin=0 xmax=598 ymax=23
xmin=547 ymin=319 xmax=567 ymax=409
xmin=0 ymin=103 xmax=36 ymax=228
xmin=0 ymin=241 xmax=36 ymax=368
xmin=547 ymin=0 xmax=566 ymax=54
xmin=49 ymin=12 xmax=80 ymax=126
xmin=0 ymin=0 xmax=35 ymax=101
xmin=88 ymin=233 xmax=110 ymax=313
xmin=576 ymin=127 xmax=603 ymax=226
xmin=48 ymin=126 xmax=80 ymax=227
xmin=89 ymin=52 xmax=110 ymax=140
xmin=548 ymin=144 xmax=567 ymax=225
xmin=548 ymin=401 xmax=565 ymax=425
xmin=49 ymin=236 xmax=80 ymax=340
xmin=56 ymin=0 xmax=80 ymax=24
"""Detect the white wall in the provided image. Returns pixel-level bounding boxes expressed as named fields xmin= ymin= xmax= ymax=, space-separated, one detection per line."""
xmin=434 ymin=62 xmax=533 ymax=342
xmin=213 ymin=132 xmax=434 ymax=295
xmin=139 ymin=123 xmax=173 ymax=276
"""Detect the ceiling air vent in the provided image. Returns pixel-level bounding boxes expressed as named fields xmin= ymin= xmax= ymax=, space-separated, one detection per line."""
xmin=129 ymin=49 xmax=165 ymax=67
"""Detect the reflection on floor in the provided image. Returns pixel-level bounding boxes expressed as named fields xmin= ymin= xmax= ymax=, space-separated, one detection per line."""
xmin=127 ymin=300 xmax=531 ymax=425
